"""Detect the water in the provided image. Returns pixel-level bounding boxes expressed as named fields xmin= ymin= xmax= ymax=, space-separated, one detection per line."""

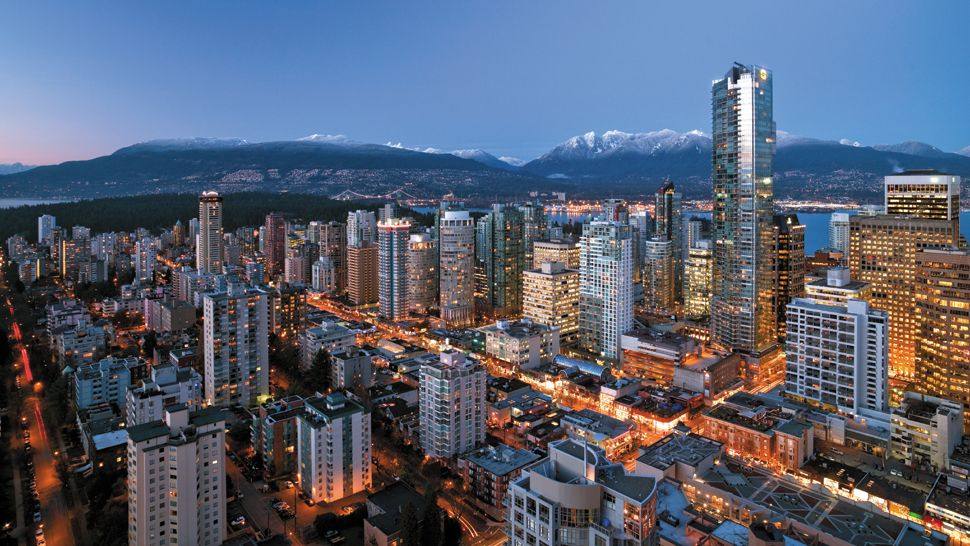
xmin=0 ymin=198 xmax=71 ymax=209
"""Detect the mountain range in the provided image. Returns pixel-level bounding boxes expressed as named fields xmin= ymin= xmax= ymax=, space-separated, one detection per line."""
xmin=2 ymin=131 xmax=968 ymax=202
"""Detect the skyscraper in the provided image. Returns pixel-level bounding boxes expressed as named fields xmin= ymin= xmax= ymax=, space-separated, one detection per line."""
xmin=579 ymin=221 xmax=633 ymax=360
xmin=196 ymin=191 xmax=224 ymax=274
xmin=711 ymin=63 xmax=777 ymax=357
xmin=642 ymin=237 xmax=674 ymax=314
xmin=419 ymin=350 xmax=485 ymax=458
xmin=773 ymin=214 xmax=806 ymax=341
xmin=476 ymin=204 xmax=525 ymax=317
xmin=134 ymin=237 xmax=158 ymax=283
xmin=438 ymin=210 xmax=476 ymax=327
xmin=849 ymin=215 xmax=958 ymax=377
xmin=37 ymin=214 xmax=56 ymax=244
xmin=884 ymin=170 xmax=961 ymax=229
xmin=518 ymin=200 xmax=546 ymax=267
xmin=914 ymin=248 xmax=970 ymax=432
xmin=347 ymin=244 xmax=379 ymax=306
xmin=203 ymin=285 xmax=270 ymax=407
xmin=407 ymin=233 xmax=437 ymax=313
xmin=316 ymin=221 xmax=347 ymax=292
xmin=684 ymin=240 xmax=714 ymax=319
xmin=523 ymin=261 xmax=580 ymax=344
xmin=655 ymin=180 xmax=684 ymax=302
xmin=263 ymin=212 xmax=287 ymax=277
xmin=532 ymin=239 xmax=580 ymax=269
xmin=347 ymin=209 xmax=377 ymax=247
xmin=828 ymin=213 xmax=851 ymax=257
xmin=378 ymin=218 xmax=411 ymax=321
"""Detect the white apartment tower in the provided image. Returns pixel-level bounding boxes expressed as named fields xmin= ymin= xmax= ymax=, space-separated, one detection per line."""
xmin=347 ymin=209 xmax=377 ymax=247
xmin=419 ymin=350 xmax=486 ymax=458
xmin=296 ymin=392 xmax=372 ymax=504
xmin=126 ymin=406 xmax=227 ymax=546
xmin=578 ymin=221 xmax=633 ymax=360
xmin=203 ymin=285 xmax=270 ymax=407
xmin=828 ymin=212 xmax=851 ymax=257
xmin=438 ymin=210 xmax=476 ymax=326
xmin=378 ymin=218 xmax=411 ymax=321
xmin=37 ymin=214 xmax=56 ymax=244
xmin=196 ymin=191 xmax=224 ymax=274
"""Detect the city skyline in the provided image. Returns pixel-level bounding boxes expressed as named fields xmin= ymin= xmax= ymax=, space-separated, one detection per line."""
xmin=2 ymin=2 xmax=969 ymax=165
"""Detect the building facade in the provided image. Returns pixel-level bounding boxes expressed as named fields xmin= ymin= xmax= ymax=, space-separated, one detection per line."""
xmin=655 ymin=180 xmax=683 ymax=302
xmin=196 ymin=191 xmax=223 ymax=275
xmin=406 ymin=233 xmax=437 ymax=313
xmin=419 ymin=350 xmax=486 ymax=458
xmin=378 ymin=218 xmax=411 ymax=321
xmin=438 ymin=210 xmax=476 ymax=327
xmin=347 ymin=243 xmax=379 ymax=306
xmin=579 ymin=221 xmax=633 ymax=360
xmin=522 ymin=262 xmax=579 ymax=344
xmin=684 ymin=240 xmax=713 ymax=320
xmin=773 ymin=213 xmax=806 ymax=341
xmin=297 ymin=392 xmax=372 ymax=504
xmin=203 ymin=286 xmax=270 ymax=407
xmin=476 ymin=204 xmax=525 ymax=317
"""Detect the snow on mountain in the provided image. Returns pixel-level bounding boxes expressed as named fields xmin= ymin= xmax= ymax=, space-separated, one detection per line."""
xmin=839 ymin=138 xmax=862 ymax=147
xmin=385 ymin=143 xmax=519 ymax=169
xmin=498 ymin=156 xmax=526 ymax=167
xmin=959 ymin=146 xmax=970 ymax=157
xmin=871 ymin=141 xmax=950 ymax=158
xmin=299 ymin=134 xmax=356 ymax=145
xmin=540 ymin=129 xmax=711 ymax=160
xmin=0 ymin=163 xmax=35 ymax=175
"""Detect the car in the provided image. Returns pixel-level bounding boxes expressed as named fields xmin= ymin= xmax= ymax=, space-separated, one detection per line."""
xmin=890 ymin=468 xmax=903 ymax=477
xmin=303 ymin=497 xmax=315 ymax=507
xmin=329 ymin=536 xmax=346 ymax=545
xmin=35 ymin=538 xmax=46 ymax=546
xmin=32 ymin=511 xmax=41 ymax=523
xmin=34 ymin=528 xmax=43 ymax=537
xmin=324 ymin=530 xmax=340 ymax=539
xmin=231 ymin=516 xmax=246 ymax=527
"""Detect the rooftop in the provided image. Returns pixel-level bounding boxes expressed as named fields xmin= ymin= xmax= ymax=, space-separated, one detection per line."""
xmin=638 ymin=432 xmax=722 ymax=471
xmin=462 ymin=444 xmax=540 ymax=477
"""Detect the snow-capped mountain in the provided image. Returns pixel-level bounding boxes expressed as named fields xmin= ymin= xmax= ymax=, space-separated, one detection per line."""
xmin=872 ymin=141 xmax=951 ymax=158
xmin=0 ymin=163 xmax=35 ymax=175
xmin=448 ymin=149 xmax=521 ymax=170
xmin=959 ymin=145 xmax=970 ymax=158
xmin=298 ymin=134 xmax=356 ymax=145
xmin=115 ymin=137 xmax=249 ymax=154
xmin=537 ymin=129 xmax=710 ymax=161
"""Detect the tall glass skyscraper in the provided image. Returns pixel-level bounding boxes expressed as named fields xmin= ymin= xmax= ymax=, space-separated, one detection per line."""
xmin=579 ymin=220 xmax=633 ymax=360
xmin=476 ymin=204 xmax=525 ymax=317
xmin=654 ymin=180 xmax=683 ymax=305
xmin=196 ymin=191 xmax=224 ymax=275
xmin=711 ymin=63 xmax=777 ymax=356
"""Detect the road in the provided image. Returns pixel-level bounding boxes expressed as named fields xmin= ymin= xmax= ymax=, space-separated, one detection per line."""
xmin=226 ymin=453 xmax=304 ymax=544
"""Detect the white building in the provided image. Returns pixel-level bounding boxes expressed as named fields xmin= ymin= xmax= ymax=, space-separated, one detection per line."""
xmin=134 ymin=237 xmax=158 ymax=283
xmin=330 ymin=347 xmax=374 ymax=390
xmin=804 ymin=267 xmax=869 ymax=307
xmin=578 ymin=221 xmax=633 ymax=360
xmin=378 ymin=218 xmax=411 ymax=321
xmin=126 ymin=406 xmax=228 ymax=546
xmin=419 ymin=350 xmax=486 ymax=458
xmin=37 ymin=214 xmax=56 ymax=245
xmin=479 ymin=319 xmax=560 ymax=370
xmin=126 ymin=362 xmax=204 ymax=426
xmin=891 ymin=392 xmax=964 ymax=472
xmin=438 ymin=210 xmax=476 ymax=326
xmin=785 ymin=297 xmax=888 ymax=416
xmin=53 ymin=322 xmax=109 ymax=366
xmin=196 ymin=191 xmax=224 ymax=275
xmin=296 ymin=392 xmax=371 ymax=504
xmin=828 ymin=212 xmax=851 ymax=257
xmin=298 ymin=322 xmax=356 ymax=369
xmin=311 ymin=256 xmax=337 ymax=293
xmin=506 ymin=439 xmax=658 ymax=546
xmin=203 ymin=285 xmax=269 ymax=407
xmin=74 ymin=356 xmax=146 ymax=410
xmin=347 ymin=209 xmax=377 ymax=247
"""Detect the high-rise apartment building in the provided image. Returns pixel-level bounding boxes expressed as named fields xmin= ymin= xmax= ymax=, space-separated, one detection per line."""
xmin=711 ymin=63 xmax=777 ymax=357
xmin=438 ymin=210 xmax=476 ymax=327
xmin=518 ymin=201 xmax=547 ymax=267
xmin=311 ymin=256 xmax=337 ymax=293
xmin=684 ymin=240 xmax=714 ymax=319
xmin=407 ymin=233 xmax=437 ymax=313
xmin=134 ymin=237 xmax=157 ymax=283
xmin=643 ymin=237 xmax=674 ymax=314
xmin=347 ymin=244 xmax=379 ymax=306
xmin=655 ymin=180 xmax=683 ymax=301
xmin=773 ymin=214 xmax=805 ymax=341
xmin=203 ymin=285 xmax=270 ymax=407
xmin=829 ymin=213 xmax=851 ymax=257
xmin=579 ymin=221 xmax=633 ymax=360
xmin=37 ymin=214 xmax=56 ymax=245
xmin=849 ymin=215 xmax=958 ymax=377
xmin=785 ymin=297 xmax=888 ymax=416
xmin=419 ymin=350 xmax=486 ymax=458
xmin=522 ymin=261 xmax=579 ymax=344
xmin=476 ymin=204 xmax=525 ymax=316
xmin=308 ymin=221 xmax=347 ymax=292
xmin=196 ymin=191 xmax=224 ymax=275
xmin=914 ymin=248 xmax=970 ymax=432
xmin=884 ymin=170 xmax=961 ymax=228
xmin=506 ymin=439 xmax=658 ymax=546
xmin=273 ymin=283 xmax=306 ymax=340
xmin=347 ymin=209 xmax=377 ymax=247
xmin=532 ymin=239 xmax=580 ymax=269
xmin=127 ymin=406 xmax=228 ymax=546
xmin=297 ymin=392 xmax=372 ymax=504
xmin=263 ymin=212 xmax=287 ymax=277
xmin=378 ymin=218 xmax=411 ymax=321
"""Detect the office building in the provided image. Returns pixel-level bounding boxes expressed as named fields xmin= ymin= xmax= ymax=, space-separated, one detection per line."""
xmin=479 ymin=319 xmax=560 ymax=370
xmin=203 ymin=285 xmax=270 ymax=407
xmin=890 ymin=392 xmax=964 ymax=472
xmin=347 ymin=243 xmax=379 ymax=306
xmin=642 ymin=237 xmax=675 ymax=314
xmin=849 ymin=215 xmax=958 ymax=377
xmin=263 ymin=212 xmax=287 ymax=277
xmin=476 ymin=204 xmax=525 ymax=316
xmin=37 ymin=214 xmax=56 ymax=244
xmin=773 ymin=213 xmax=805 ymax=341
xmin=532 ymin=239 xmax=580 ymax=269
xmin=196 ymin=191 xmax=223 ymax=275
xmin=655 ymin=180 xmax=683 ymax=301
xmin=578 ymin=221 xmax=633 ymax=360
xmin=419 ymin=350 xmax=486 ymax=458
xmin=347 ymin=209 xmax=377 ymax=247
xmin=684 ymin=240 xmax=713 ymax=319
xmin=126 ymin=406 xmax=228 ymax=546
xmin=829 ymin=212 xmax=851 ymax=257
xmin=438 ymin=210 xmax=476 ymax=326
xmin=711 ymin=63 xmax=777 ymax=357
xmin=518 ymin=201 xmax=547 ymax=267
xmin=522 ymin=261 xmax=579 ymax=344
xmin=126 ymin=362 xmax=204 ymax=426
xmin=406 ymin=233 xmax=437 ymax=313
xmin=378 ymin=218 xmax=411 ymax=321
xmin=785 ymin=298 xmax=888 ymax=416
xmin=885 ymin=170 xmax=961 ymax=228
xmin=506 ymin=439 xmax=658 ymax=546
xmin=915 ymin=248 xmax=970 ymax=432
xmin=297 ymin=391 xmax=372 ymax=504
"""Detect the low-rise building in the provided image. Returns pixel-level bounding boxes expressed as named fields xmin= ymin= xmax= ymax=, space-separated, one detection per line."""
xmin=479 ymin=319 xmax=560 ymax=370
xmin=890 ymin=392 xmax=964 ymax=472
xmin=330 ymin=347 xmax=374 ymax=390
xmin=635 ymin=429 xmax=723 ymax=482
xmin=620 ymin=328 xmax=698 ymax=383
xmin=250 ymin=395 xmax=306 ymax=480
xmin=459 ymin=444 xmax=540 ymax=520
xmin=125 ymin=361 xmax=202 ymax=425
xmin=363 ymin=481 xmax=424 ymax=546
xmin=54 ymin=322 xmax=110 ymax=366
xmin=75 ymin=356 xmax=148 ymax=410
xmin=561 ymin=408 xmax=635 ymax=458
xmin=298 ymin=321 xmax=356 ymax=369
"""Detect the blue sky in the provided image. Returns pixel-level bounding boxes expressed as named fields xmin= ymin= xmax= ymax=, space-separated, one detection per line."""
xmin=1 ymin=1 xmax=968 ymax=164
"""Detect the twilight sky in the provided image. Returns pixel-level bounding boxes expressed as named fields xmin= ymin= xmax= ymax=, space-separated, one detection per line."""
xmin=1 ymin=1 xmax=968 ymax=165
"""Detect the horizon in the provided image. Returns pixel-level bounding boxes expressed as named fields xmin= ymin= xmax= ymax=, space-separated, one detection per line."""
xmin=2 ymin=1 xmax=969 ymax=165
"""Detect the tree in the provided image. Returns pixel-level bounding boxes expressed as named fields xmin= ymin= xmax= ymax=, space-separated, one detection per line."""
xmin=306 ymin=349 xmax=331 ymax=394
xmin=399 ymin=502 xmax=421 ymax=546
xmin=419 ymin=489 xmax=443 ymax=546
xmin=228 ymin=421 xmax=250 ymax=444
xmin=443 ymin=516 xmax=463 ymax=546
